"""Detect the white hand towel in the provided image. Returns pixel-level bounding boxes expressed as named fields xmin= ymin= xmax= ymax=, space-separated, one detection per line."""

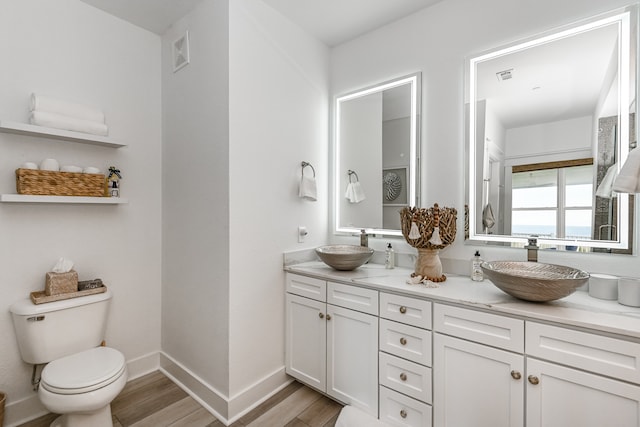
xmin=352 ymin=181 xmax=366 ymax=203
xmin=31 ymin=93 xmax=105 ymax=123
xmin=299 ymin=175 xmax=317 ymax=201
xmin=345 ymin=182 xmax=356 ymax=202
xmin=596 ymin=164 xmax=618 ymax=198
xmin=482 ymin=203 xmax=495 ymax=229
xmin=30 ymin=111 xmax=109 ymax=136
xmin=613 ymin=148 xmax=640 ymax=193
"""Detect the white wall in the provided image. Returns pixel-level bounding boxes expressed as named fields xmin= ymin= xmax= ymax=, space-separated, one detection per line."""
xmin=160 ymin=0 xmax=329 ymax=421
xmin=330 ymin=0 xmax=639 ymax=275
xmin=505 ymin=116 xmax=593 ymax=162
xmin=228 ymin=0 xmax=329 ymax=416
xmin=0 ymin=0 xmax=162 ymax=423
xmin=161 ymin=0 xmax=231 ymax=418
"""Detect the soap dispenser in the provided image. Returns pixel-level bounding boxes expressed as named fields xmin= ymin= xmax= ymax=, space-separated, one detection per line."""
xmin=385 ymin=243 xmax=395 ymax=269
xmin=471 ymin=250 xmax=484 ymax=281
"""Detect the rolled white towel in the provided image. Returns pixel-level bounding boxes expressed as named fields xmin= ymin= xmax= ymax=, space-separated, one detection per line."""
xmin=613 ymin=148 xmax=640 ymax=193
xmin=30 ymin=111 xmax=109 ymax=136
xmin=31 ymin=93 xmax=105 ymax=123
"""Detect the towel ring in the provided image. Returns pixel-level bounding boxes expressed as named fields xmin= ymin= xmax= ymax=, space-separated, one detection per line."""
xmin=347 ymin=169 xmax=359 ymax=183
xmin=301 ymin=161 xmax=315 ymax=177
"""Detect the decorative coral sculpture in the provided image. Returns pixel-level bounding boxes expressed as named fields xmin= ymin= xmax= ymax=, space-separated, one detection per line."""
xmin=400 ymin=204 xmax=457 ymax=282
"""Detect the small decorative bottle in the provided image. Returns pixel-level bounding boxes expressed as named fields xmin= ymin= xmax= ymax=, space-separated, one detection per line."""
xmin=385 ymin=243 xmax=395 ymax=269
xmin=105 ymin=166 xmax=122 ymax=197
xmin=471 ymin=250 xmax=484 ymax=281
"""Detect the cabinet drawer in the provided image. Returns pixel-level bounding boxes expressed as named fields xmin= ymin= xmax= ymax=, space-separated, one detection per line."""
xmin=433 ymin=303 xmax=524 ymax=353
xmin=380 ymin=293 xmax=431 ymax=329
xmin=526 ymin=322 xmax=640 ymax=384
xmin=286 ymin=273 xmax=326 ymax=302
xmin=379 ymin=352 xmax=432 ymax=403
xmin=327 ymin=282 xmax=378 ymax=315
xmin=380 ymin=319 xmax=432 ymax=366
xmin=379 ymin=386 xmax=432 ymax=427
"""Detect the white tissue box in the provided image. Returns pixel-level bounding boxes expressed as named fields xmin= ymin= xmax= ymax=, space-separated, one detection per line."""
xmin=45 ymin=270 xmax=78 ymax=296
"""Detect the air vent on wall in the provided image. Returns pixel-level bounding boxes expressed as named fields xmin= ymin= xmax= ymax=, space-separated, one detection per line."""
xmin=496 ymin=69 xmax=514 ymax=81
xmin=173 ymin=31 xmax=190 ymax=73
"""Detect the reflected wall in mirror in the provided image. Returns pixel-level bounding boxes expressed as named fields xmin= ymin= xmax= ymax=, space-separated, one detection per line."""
xmin=466 ymin=6 xmax=637 ymax=252
xmin=335 ymin=73 xmax=421 ymax=236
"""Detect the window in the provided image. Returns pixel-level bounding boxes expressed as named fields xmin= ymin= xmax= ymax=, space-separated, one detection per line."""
xmin=511 ymin=162 xmax=593 ymax=239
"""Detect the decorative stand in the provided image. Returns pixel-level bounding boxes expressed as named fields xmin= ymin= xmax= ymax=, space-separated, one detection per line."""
xmin=400 ymin=204 xmax=457 ymax=282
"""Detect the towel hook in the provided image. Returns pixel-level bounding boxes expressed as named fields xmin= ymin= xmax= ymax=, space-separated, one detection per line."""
xmin=347 ymin=169 xmax=359 ymax=183
xmin=301 ymin=161 xmax=315 ymax=178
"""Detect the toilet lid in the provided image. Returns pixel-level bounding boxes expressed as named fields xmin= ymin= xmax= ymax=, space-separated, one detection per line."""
xmin=41 ymin=347 xmax=125 ymax=395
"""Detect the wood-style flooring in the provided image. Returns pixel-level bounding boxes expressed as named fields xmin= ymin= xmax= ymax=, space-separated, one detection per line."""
xmin=18 ymin=371 xmax=343 ymax=427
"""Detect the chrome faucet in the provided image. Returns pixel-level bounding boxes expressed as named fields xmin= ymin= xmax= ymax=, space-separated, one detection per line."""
xmin=525 ymin=236 xmax=538 ymax=262
xmin=360 ymin=229 xmax=369 ymax=247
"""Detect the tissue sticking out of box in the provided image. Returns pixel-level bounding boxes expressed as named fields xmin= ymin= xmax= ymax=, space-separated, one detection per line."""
xmin=52 ymin=257 xmax=74 ymax=273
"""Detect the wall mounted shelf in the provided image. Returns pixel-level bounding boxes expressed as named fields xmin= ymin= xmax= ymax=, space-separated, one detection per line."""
xmin=0 ymin=120 xmax=126 ymax=148
xmin=0 ymin=194 xmax=128 ymax=204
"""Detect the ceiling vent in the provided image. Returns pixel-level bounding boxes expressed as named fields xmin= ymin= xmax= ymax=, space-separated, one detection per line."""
xmin=496 ymin=69 xmax=514 ymax=81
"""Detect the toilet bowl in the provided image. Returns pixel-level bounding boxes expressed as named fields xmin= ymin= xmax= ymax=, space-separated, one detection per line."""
xmin=9 ymin=290 xmax=128 ymax=427
xmin=39 ymin=346 xmax=127 ymax=427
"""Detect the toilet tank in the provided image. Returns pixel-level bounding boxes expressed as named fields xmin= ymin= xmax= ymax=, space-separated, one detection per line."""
xmin=10 ymin=290 xmax=112 ymax=364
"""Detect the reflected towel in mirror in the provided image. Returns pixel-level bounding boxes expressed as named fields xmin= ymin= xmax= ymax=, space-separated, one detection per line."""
xmin=613 ymin=148 xmax=640 ymax=193
xmin=345 ymin=182 xmax=365 ymax=203
xmin=482 ymin=203 xmax=495 ymax=229
xmin=299 ymin=175 xmax=317 ymax=201
xmin=596 ymin=164 xmax=618 ymax=198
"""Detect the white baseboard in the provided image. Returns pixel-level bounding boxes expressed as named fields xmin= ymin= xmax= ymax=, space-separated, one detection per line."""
xmin=159 ymin=352 xmax=291 ymax=425
xmin=4 ymin=352 xmax=160 ymax=427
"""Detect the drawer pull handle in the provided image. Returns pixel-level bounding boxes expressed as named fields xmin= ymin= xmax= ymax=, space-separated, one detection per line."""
xmin=399 ymin=306 xmax=407 ymax=314
xmin=318 ymin=312 xmax=324 ymax=319
xmin=400 ymin=337 xmax=407 ymax=346
xmin=510 ymin=370 xmax=522 ymax=380
xmin=400 ymin=372 xmax=407 ymax=381
xmin=400 ymin=409 xmax=407 ymax=419
xmin=326 ymin=314 xmax=332 ymax=321
xmin=528 ymin=375 xmax=540 ymax=385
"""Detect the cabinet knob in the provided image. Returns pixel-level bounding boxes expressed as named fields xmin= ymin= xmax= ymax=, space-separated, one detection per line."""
xmin=326 ymin=314 xmax=332 ymax=321
xmin=400 ymin=409 xmax=407 ymax=419
xmin=400 ymin=337 xmax=407 ymax=346
xmin=318 ymin=312 xmax=324 ymax=319
xmin=399 ymin=306 xmax=407 ymax=314
xmin=510 ymin=370 xmax=522 ymax=380
xmin=400 ymin=372 xmax=407 ymax=381
xmin=528 ymin=375 xmax=540 ymax=385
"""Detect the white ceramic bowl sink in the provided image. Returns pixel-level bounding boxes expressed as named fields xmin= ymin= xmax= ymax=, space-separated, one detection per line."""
xmin=315 ymin=245 xmax=374 ymax=271
xmin=481 ymin=261 xmax=589 ymax=302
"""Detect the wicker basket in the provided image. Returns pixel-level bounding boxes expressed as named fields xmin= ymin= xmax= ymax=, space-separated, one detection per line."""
xmin=16 ymin=168 xmax=105 ymax=197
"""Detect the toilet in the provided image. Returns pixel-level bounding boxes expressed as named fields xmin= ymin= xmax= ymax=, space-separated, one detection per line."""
xmin=10 ymin=289 xmax=127 ymax=427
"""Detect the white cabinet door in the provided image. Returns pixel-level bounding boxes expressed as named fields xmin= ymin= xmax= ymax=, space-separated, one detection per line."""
xmin=326 ymin=303 xmax=379 ymax=417
xmin=527 ymin=358 xmax=640 ymax=427
xmin=285 ymin=293 xmax=326 ymax=391
xmin=434 ymin=333 xmax=524 ymax=427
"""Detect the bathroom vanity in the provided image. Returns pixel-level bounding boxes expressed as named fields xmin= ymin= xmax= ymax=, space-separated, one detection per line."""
xmin=284 ymin=262 xmax=640 ymax=427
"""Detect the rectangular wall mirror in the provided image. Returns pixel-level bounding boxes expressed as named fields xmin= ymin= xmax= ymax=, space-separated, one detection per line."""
xmin=334 ymin=73 xmax=421 ymax=236
xmin=466 ymin=5 xmax=637 ymax=253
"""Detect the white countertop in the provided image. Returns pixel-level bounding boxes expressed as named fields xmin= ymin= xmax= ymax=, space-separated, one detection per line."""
xmin=285 ymin=261 xmax=640 ymax=340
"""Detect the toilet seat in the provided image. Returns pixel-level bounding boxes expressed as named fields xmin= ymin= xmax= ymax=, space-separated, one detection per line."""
xmin=41 ymin=346 xmax=126 ymax=395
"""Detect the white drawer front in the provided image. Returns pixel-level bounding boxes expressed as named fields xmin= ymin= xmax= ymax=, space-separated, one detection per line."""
xmin=380 ymin=386 xmax=432 ymax=427
xmin=286 ymin=273 xmax=326 ymax=302
xmin=380 ymin=319 xmax=432 ymax=366
xmin=379 ymin=352 xmax=432 ymax=403
xmin=433 ymin=303 xmax=524 ymax=353
xmin=327 ymin=282 xmax=378 ymax=315
xmin=380 ymin=293 xmax=432 ymax=329
xmin=526 ymin=322 xmax=640 ymax=384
